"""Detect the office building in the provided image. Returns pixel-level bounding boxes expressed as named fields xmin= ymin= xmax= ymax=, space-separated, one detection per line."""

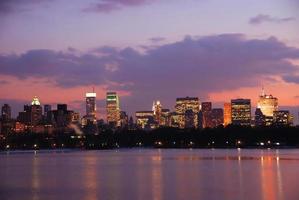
xmin=1 ymin=104 xmax=11 ymax=121
xmin=273 ymin=110 xmax=292 ymax=126
xmin=106 ymin=92 xmax=121 ymax=127
xmin=161 ymin=109 xmax=171 ymax=127
xmin=210 ymin=108 xmax=224 ymax=128
xmin=31 ymin=96 xmax=43 ymax=126
xmin=223 ymin=102 xmax=232 ymax=126
xmin=198 ymin=111 xmax=203 ymax=129
xmin=44 ymin=105 xmax=52 ymax=116
xmin=170 ymin=112 xmax=180 ymax=128
xmin=257 ymin=89 xmax=278 ymax=117
xmin=175 ymin=97 xmax=200 ymax=128
xmin=51 ymin=104 xmax=74 ymax=127
xmin=120 ymin=111 xmax=128 ymax=128
xmin=86 ymin=92 xmax=97 ymax=119
xmin=135 ymin=111 xmax=155 ymax=129
xmin=255 ymin=108 xmax=265 ymax=127
xmin=152 ymin=101 xmax=162 ymax=125
xmin=201 ymin=102 xmax=212 ymax=128
xmin=17 ymin=105 xmax=31 ymax=125
xmin=257 ymin=89 xmax=278 ymax=126
xmin=231 ymin=99 xmax=251 ymax=126
xmin=44 ymin=104 xmax=53 ymax=123
xmin=185 ymin=109 xmax=196 ymax=128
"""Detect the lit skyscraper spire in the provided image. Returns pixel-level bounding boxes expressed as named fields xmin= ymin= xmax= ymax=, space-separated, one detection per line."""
xmin=31 ymin=96 xmax=41 ymax=106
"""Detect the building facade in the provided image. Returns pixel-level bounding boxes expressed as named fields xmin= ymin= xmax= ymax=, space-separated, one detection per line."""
xmin=135 ymin=111 xmax=155 ymax=129
xmin=273 ymin=110 xmax=293 ymax=126
xmin=152 ymin=101 xmax=162 ymax=125
xmin=231 ymin=99 xmax=251 ymax=126
xmin=223 ymin=102 xmax=232 ymax=126
xmin=1 ymin=104 xmax=11 ymax=121
xmin=201 ymin=102 xmax=212 ymax=128
xmin=175 ymin=97 xmax=200 ymax=128
xmin=30 ymin=96 xmax=43 ymax=126
xmin=257 ymin=91 xmax=278 ymax=117
xmin=106 ymin=92 xmax=121 ymax=127
xmin=210 ymin=108 xmax=224 ymax=128
xmin=86 ymin=92 xmax=97 ymax=119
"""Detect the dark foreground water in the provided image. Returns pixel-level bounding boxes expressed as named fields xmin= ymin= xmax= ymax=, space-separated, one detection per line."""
xmin=1 ymin=149 xmax=299 ymax=200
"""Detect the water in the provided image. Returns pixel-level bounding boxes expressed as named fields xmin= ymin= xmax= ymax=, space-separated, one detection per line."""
xmin=1 ymin=149 xmax=299 ymax=200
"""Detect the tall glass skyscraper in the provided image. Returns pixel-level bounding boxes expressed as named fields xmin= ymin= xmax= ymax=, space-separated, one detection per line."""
xmin=106 ymin=92 xmax=120 ymax=127
xmin=86 ymin=92 xmax=97 ymax=119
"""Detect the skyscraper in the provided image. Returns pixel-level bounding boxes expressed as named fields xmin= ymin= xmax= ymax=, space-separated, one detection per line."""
xmin=135 ymin=111 xmax=155 ymax=129
xmin=231 ymin=99 xmax=251 ymax=126
xmin=175 ymin=97 xmax=200 ymax=128
xmin=161 ymin=109 xmax=171 ymax=127
xmin=120 ymin=111 xmax=128 ymax=128
xmin=1 ymin=104 xmax=11 ymax=121
xmin=185 ymin=109 xmax=196 ymax=128
xmin=86 ymin=92 xmax=97 ymax=119
xmin=152 ymin=100 xmax=162 ymax=125
xmin=44 ymin=104 xmax=52 ymax=116
xmin=106 ymin=92 xmax=121 ymax=127
xmin=17 ymin=105 xmax=31 ymax=125
xmin=255 ymin=108 xmax=265 ymax=127
xmin=273 ymin=110 xmax=292 ymax=126
xmin=51 ymin=104 xmax=75 ymax=127
xmin=44 ymin=104 xmax=52 ymax=123
xmin=257 ymin=89 xmax=278 ymax=117
xmin=223 ymin=102 xmax=232 ymax=126
xmin=201 ymin=102 xmax=212 ymax=128
xmin=31 ymin=96 xmax=43 ymax=126
xmin=210 ymin=108 xmax=224 ymax=128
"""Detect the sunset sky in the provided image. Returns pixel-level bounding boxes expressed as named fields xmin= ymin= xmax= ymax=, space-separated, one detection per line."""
xmin=0 ymin=0 xmax=299 ymax=122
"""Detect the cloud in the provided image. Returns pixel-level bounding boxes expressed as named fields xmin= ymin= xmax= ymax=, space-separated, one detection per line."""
xmin=83 ymin=0 xmax=155 ymax=13
xmin=0 ymin=0 xmax=52 ymax=15
xmin=1 ymin=34 xmax=299 ymax=112
xmin=249 ymin=14 xmax=296 ymax=25
xmin=149 ymin=37 xmax=166 ymax=43
xmin=0 ymin=80 xmax=8 ymax=84
xmin=105 ymin=61 xmax=119 ymax=72
xmin=283 ymin=75 xmax=299 ymax=84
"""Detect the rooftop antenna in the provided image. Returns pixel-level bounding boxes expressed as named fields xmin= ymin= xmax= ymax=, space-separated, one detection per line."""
xmin=261 ymin=86 xmax=265 ymax=96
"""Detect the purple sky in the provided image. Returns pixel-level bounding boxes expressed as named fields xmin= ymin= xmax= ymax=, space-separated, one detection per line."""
xmin=0 ymin=0 xmax=299 ymax=122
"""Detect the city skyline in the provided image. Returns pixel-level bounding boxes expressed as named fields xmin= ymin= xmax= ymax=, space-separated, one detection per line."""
xmin=1 ymin=88 xmax=297 ymax=125
xmin=0 ymin=0 xmax=299 ymax=123
xmin=0 ymin=88 xmax=298 ymax=116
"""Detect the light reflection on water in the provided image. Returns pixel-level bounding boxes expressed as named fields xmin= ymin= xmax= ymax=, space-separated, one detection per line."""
xmin=83 ymin=156 xmax=98 ymax=200
xmin=1 ymin=149 xmax=299 ymax=200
